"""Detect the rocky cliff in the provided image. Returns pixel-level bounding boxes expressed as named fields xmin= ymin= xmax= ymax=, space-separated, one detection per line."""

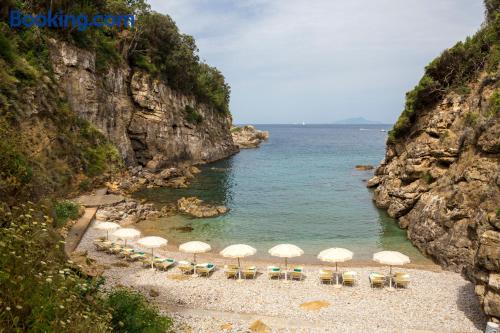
xmin=368 ymin=17 xmax=500 ymax=321
xmin=50 ymin=40 xmax=238 ymax=170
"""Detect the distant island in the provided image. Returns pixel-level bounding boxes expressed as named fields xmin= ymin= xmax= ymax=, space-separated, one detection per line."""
xmin=333 ymin=117 xmax=383 ymax=124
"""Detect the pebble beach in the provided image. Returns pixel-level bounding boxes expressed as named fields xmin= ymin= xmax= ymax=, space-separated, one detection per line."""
xmin=77 ymin=222 xmax=486 ymax=333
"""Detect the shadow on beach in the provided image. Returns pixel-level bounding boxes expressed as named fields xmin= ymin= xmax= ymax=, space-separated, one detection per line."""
xmin=457 ymin=283 xmax=487 ymax=331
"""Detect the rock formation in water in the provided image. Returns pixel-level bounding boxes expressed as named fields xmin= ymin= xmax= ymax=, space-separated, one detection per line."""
xmin=368 ymin=2 xmax=499 ymax=320
xmin=231 ymin=125 xmax=269 ymax=148
xmin=177 ymin=196 xmax=228 ymax=218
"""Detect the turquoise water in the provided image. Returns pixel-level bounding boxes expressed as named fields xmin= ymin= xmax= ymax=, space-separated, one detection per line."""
xmin=134 ymin=124 xmax=429 ymax=263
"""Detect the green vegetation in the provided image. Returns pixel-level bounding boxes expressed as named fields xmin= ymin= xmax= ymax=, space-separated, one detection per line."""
xmin=95 ymin=33 xmax=122 ymax=72
xmin=0 ymin=118 xmax=33 ymax=200
xmin=78 ymin=178 xmax=92 ymax=192
xmin=0 ymin=1 xmax=232 ymax=330
xmin=83 ymin=143 xmax=123 ymax=177
xmin=464 ymin=112 xmax=480 ymax=127
xmin=388 ymin=2 xmax=500 ymax=143
xmin=184 ymin=105 xmax=203 ymax=124
xmin=488 ymin=90 xmax=500 ymax=117
xmin=0 ymin=202 xmax=110 ymax=331
xmin=421 ymin=171 xmax=435 ymax=184
xmin=54 ymin=200 xmax=81 ymax=228
xmin=0 ymin=0 xmax=231 ymax=114
xmin=106 ymin=289 xmax=173 ymax=333
xmin=0 ymin=203 xmax=173 ymax=332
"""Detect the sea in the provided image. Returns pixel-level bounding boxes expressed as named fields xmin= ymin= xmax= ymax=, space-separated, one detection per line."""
xmin=134 ymin=124 xmax=430 ymax=264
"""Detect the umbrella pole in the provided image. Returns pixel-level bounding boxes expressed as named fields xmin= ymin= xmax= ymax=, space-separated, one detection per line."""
xmin=151 ymin=248 xmax=154 ymax=269
xmin=389 ymin=265 xmax=393 ymax=289
xmin=106 ymin=230 xmax=109 ymax=240
xmin=194 ymin=253 xmax=197 ymax=275
xmin=285 ymin=258 xmax=288 ymax=280
xmin=125 ymin=239 xmax=127 ymax=247
xmin=238 ymin=258 xmax=241 ymax=279
xmin=336 ymin=262 xmax=339 ymax=286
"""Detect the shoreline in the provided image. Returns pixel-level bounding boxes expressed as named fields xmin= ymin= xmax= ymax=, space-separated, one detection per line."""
xmin=77 ymin=221 xmax=486 ymax=333
xmin=138 ymin=241 xmax=441 ymax=272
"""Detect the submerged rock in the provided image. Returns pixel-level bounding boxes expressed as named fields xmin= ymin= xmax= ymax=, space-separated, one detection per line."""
xmin=355 ymin=165 xmax=374 ymax=171
xmin=231 ymin=125 xmax=269 ymax=149
xmin=177 ymin=197 xmax=228 ymax=218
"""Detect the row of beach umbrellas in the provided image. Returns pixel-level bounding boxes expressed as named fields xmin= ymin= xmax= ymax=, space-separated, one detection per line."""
xmin=94 ymin=222 xmax=411 ymax=283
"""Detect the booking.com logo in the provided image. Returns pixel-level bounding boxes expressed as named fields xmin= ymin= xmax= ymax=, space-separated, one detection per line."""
xmin=9 ymin=10 xmax=135 ymax=31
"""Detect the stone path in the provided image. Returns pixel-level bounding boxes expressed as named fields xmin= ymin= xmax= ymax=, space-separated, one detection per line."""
xmin=74 ymin=192 xmax=124 ymax=207
xmin=64 ymin=188 xmax=108 ymax=254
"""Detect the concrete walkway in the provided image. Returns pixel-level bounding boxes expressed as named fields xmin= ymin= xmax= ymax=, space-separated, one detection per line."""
xmin=64 ymin=188 xmax=108 ymax=254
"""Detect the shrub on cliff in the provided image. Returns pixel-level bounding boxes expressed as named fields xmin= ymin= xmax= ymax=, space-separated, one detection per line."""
xmin=489 ymin=90 xmax=500 ymax=116
xmin=54 ymin=200 xmax=81 ymax=227
xmin=106 ymin=289 xmax=172 ymax=333
xmin=388 ymin=3 xmax=499 ymax=142
xmin=184 ymin=105 xmax=203 ymax=124
xmin=0 ymin=118 xmax=33 ymax=200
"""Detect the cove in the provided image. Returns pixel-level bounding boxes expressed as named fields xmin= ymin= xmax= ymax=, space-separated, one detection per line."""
xmin=134 ymin=124 xmax=430 ymax=264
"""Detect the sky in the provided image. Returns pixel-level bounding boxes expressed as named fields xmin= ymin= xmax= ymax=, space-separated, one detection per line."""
xmin=147 ymin=0 xmax=485 ymax=124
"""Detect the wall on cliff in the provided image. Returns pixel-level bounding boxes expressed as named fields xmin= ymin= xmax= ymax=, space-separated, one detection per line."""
xmin=50 ymin=40 xmax=238 ymax=169
xmin=369 ymin=2 xmax=500 ymax=320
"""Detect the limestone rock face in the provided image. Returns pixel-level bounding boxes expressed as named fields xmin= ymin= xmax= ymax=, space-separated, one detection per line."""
xmin=177 ymin=197 xmax=228 ymax=218
xmin=231 ymin=125 xmax=269 ymax=149
xmin=368 ymin=73 xmax=499 ymax=320
xmin=49 ymin=40 xmax=238 ymax=168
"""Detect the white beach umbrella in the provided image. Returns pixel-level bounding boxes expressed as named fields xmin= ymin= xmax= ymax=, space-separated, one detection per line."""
xmin=94 ymin=221 xmax=120 ymax=240
xmin=112 ymin=228 xmax=141 ymax=247
xmin=318 ymin=248 xmax=354 ymax=286
xmin=138 ymin=236 xmax=168 ymax=269
xmin=268 ymin=244 xmax=304 ymax=280
xmin=373 ymin=251 xmax=410 ymax=289
xmin=220 ymin=244 xmax=257 ymax=279
xmin=179 ymin=241 xmax=211 ymax=264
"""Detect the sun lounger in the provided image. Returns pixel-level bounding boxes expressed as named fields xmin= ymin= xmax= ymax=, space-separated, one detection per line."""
xmin=342 ymin=271 xmax=357 ymax=286
xmin=128 ymin=251 xmax=146 ymax=261
xmin=290 ymin=266 xmax=304 ymax=281
xmin=195 ymin=263 xmax=216 ymax=277
xmin=319 ymin=269 xmax=334 ymax=284
xmin=93 ymin=237 xmax=106 ymax=246
xmin=141 ymin=255 xmax=158 ymax=268
xmin=224 ymin=264 xmax=239 ymax=279
xmin=393 ymin=272 xmax=410 ymax=288
xmin=267 ymin=266 xmax=281 ymax=280
xmin=369 ymin=272 xmax=386 ymax=288
xmin=108 ymin=244 xmax=124 ymax=254
xmin=155 ymin=258 xmax=176 ymax=271
xmin=119 ymin=247 xmax=135 ymax=258
xmin=178 ymin=260 xmax=195 ymax=274
xmin=242 ymin=266 xmax=257 ymax=279
xmin=95 ymin=240 xmax=113 ymax=251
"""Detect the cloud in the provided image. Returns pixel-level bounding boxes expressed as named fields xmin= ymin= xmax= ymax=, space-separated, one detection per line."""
xmin=148 ymin=0 xmax=484 ymax=123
